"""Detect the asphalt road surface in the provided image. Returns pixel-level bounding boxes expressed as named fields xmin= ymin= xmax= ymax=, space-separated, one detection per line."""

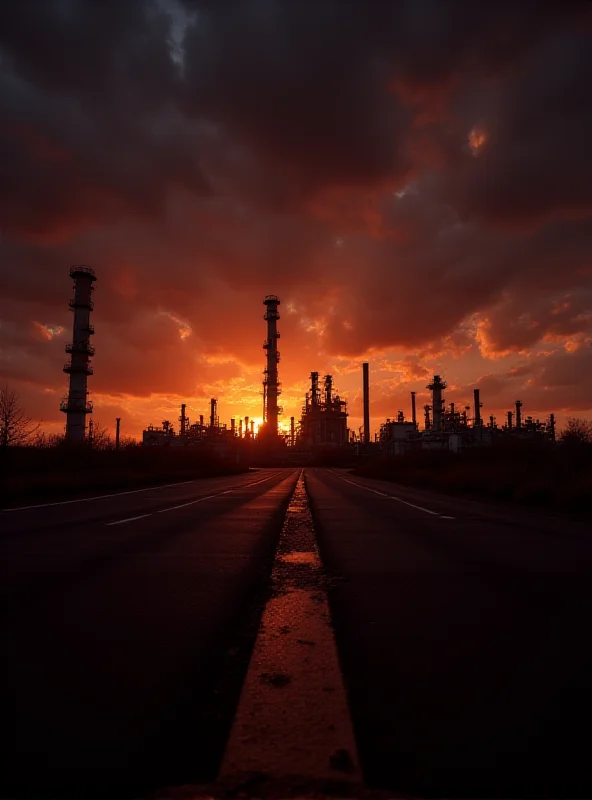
xmin=0 ymin=469 xmax=300 ymax=797
xmin=307 ymin=468 xmax=592 ymax=798
xmin=2 ymin=467 xmax=592 ymax=797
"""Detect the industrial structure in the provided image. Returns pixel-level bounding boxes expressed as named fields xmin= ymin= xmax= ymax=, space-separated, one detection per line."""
xmin=363 ymin=362 xmax=370 ymax=445
xmin=379 ymin=374 xmax=556 ymax=454
xmin=298 ymin=372 xmax=349 ymax=448
xmin=61 ymin=266 xmax=96 ymax=443
xmin=262 ymin=295 xmax=281 ymax=437
xmin=138 ymin=293 xmax=558 ymax=456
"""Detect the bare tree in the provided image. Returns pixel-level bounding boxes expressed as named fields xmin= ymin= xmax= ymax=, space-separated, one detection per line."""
xmin=0 ymin=385 xmax=40 ymax=450
xmin=88 ymin=421 xmax=112 ymax=450
xmin=559 ymin=417 xmax=592 ymax=446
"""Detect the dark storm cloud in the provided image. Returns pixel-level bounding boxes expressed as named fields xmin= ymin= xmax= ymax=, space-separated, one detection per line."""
xmin=1 ymin=0 xmax=591 ymax=427
xmin=441 ymin=30 xmax=592 ymax=228
xmin=181 ymin=1 xmax=588 ymax=202
xmin=0 ymin=0 xmax=210 ymax=240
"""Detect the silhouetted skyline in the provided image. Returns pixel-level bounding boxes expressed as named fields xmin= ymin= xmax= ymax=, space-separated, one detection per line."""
xmin=1 ymin=1 xmax=591 ymax=440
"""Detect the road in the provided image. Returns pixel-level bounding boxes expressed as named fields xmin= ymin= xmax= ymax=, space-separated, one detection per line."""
xmin=2 ymin=467 xmax=592 ymax=797
xmin=307 ymin=468 xmax=592 ymax=798
xmin=0 ymin=469 xmax=300 ymax=797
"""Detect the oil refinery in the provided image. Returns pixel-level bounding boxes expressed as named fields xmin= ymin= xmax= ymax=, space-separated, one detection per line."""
xmin=58 ymin=269 xmax=558 ymax=454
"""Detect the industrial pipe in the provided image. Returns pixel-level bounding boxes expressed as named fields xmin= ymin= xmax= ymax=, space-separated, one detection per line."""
xmin=363 ymin=362 xmax=370 ymax=445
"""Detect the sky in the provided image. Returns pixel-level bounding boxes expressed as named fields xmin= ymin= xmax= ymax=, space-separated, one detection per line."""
xmin=1 ymin=0 xmax=591 ymax=441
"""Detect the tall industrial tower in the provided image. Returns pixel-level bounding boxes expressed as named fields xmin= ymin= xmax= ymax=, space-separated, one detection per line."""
xmin=427 ymin=374 xmax=447 ymax=431
xmin=263 ymin=295 xmax=281 ymax=436
xmin=61 ymin=266 xmax=96 ymax=443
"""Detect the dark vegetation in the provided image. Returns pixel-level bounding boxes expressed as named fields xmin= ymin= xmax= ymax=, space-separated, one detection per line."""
xmin=0 ymin=445 xmax=247 ymax=508
xmin=355 ymin=421 xmax=592 ymax=514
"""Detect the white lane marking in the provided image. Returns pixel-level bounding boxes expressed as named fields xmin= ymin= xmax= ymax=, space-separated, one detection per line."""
xmin=2 ymin=478 xmax=203 ymax=512
xmin=107 ymin=472 xmax=284 ymax=526
xmin=2 ymin=471 xmax=280 ymax=514
xmin=106 ymin=514 xmax=152 ymax=527
xmin=157 ymin=490 xmax=233 ymax=513
xmin=340 ymin=477 xmax=454 ymax=518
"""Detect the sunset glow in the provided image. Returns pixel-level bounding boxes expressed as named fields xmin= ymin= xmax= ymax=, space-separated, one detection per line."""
xmin=0 ymin=3 xmax=590 ymax=442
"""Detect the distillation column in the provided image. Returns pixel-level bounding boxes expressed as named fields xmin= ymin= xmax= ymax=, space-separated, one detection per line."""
xmin=263 ymin=295 xmax=281 ymax=436
xmin=427 ymin=374 xmax=447 ymax=431
xmin=61 ymin=266 xmax=96 ymax=443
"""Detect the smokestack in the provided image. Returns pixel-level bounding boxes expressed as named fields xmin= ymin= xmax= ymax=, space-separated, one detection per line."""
xmin=61 ymin=266 xmax=96 ymax=443
xmin=515 ymin=400 xmax=523 ymax=429
xmin=238 ymin=419 xmax=243 ymax=438
xmin=290 ymin=416 xmax=295 ymax=447
xmin=245 ymin=416 xmax=249 ymax=439
xmin=507 ymin=411 xmax=513 ymax=430
xmin=473 ymin=389 xmax=481 ymax=427
xmin=115 ymin=417 xmax=121 ymax=450
xmin=231 ymin=418 xmax=236 ymax=436
xmin=411 ymin=391 xmax=417 ymax=428
xmin=250 ymin=420 xmax=255 ymax=438
xmin=263 ymin=295 xmax=281 ymax=436
xmin=199 ymin=414 xmax=204 ymax=428
xmin=180 ymin=403 xmax=187 ymax=437
xmin=210 ymin=398 xmax=217 ymax=429
xmin=363 ymin=362 xmax=370 ymax=445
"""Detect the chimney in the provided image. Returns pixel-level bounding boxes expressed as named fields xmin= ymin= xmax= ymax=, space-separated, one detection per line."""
xmin=411 ymin=391 xmax=417 ymax=428
xmin=61 ymin=266 xmax=96 ymax=443
xmin=473 ymin=389 xmax=481 ymax=427
xmin=507 ymin=411 xmax=513 ymax=430
xmin=363 ymin=362 xmax=370 ymax=445
xmin=263 ymin=295 xmax=281 ymax=436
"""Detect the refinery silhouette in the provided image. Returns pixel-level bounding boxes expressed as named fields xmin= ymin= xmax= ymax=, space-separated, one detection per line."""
xmin=61 ymin=266 xmax=557 ymax=454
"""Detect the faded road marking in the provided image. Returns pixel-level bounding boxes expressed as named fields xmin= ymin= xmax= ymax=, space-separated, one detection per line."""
xmin=2 ymin=478 xmax=202 ymax=512
xmin=341 ymin=477 xmax=455 ymax=519
xmin=3 ymin=472 xmax=282 ymax=514
xmin=105 ymin=473 xmax=283 ymax=526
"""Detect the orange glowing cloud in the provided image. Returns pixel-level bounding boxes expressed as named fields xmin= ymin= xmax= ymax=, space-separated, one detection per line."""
xmin=469 ymin=126 xmax=487 ymax=155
